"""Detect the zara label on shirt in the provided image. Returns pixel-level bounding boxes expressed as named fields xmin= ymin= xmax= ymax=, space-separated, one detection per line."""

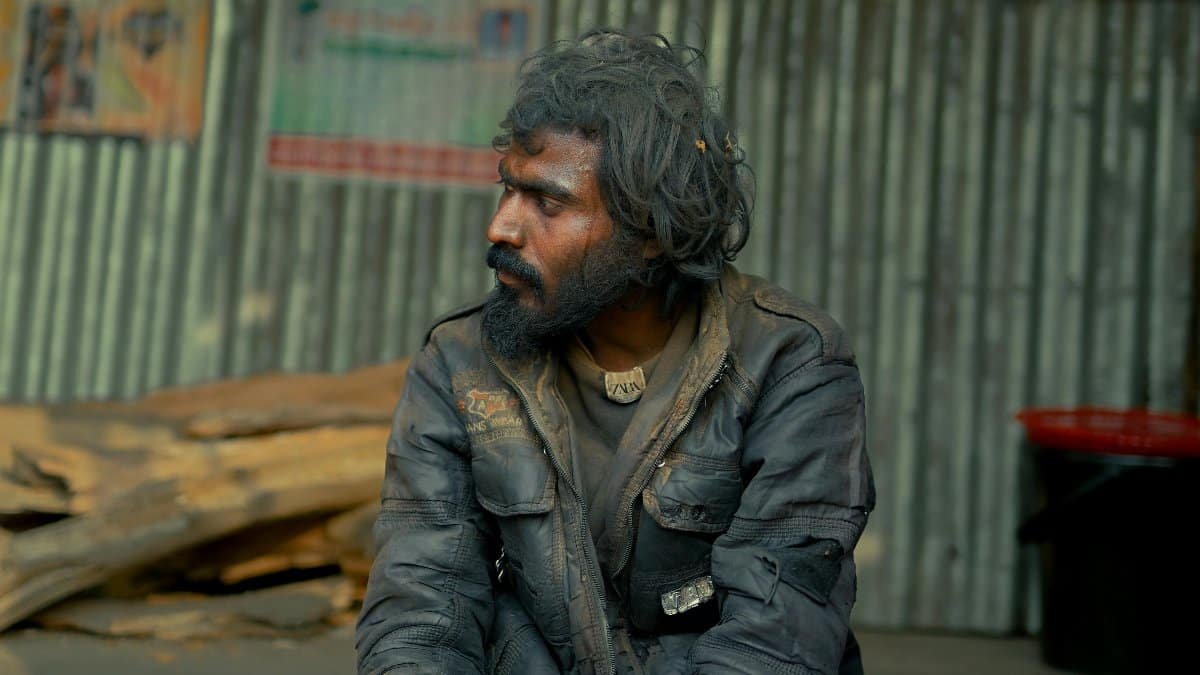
xmin=604 ymin=366 xmax=646 ymax=404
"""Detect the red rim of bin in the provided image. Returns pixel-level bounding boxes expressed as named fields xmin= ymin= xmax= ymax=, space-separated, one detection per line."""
xmin=1015 ymin=407 xmax=1200 ymax=459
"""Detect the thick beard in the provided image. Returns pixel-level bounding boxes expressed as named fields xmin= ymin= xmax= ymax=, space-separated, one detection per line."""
xmin=482 ymin=233 xmax=643 ymax=360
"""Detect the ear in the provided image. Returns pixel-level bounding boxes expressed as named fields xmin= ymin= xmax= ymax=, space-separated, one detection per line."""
xmin=642 ymin=237 xmax=663 ymax=260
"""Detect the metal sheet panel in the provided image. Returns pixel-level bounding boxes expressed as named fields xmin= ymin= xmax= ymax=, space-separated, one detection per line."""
xmin=0 ymin=0 xmax=1196 ymax=634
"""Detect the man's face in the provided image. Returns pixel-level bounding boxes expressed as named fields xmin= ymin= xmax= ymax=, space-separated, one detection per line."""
xmin=482 ymin=129 xmax=643 ymax=358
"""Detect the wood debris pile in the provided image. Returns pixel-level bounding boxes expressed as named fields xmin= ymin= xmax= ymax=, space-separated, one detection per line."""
xmin=0 ymin=359 xmax=409 ymax=639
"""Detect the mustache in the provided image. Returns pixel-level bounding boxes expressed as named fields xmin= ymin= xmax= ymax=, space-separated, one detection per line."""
xmin=486 ymin=245 xmax=543 ymax=290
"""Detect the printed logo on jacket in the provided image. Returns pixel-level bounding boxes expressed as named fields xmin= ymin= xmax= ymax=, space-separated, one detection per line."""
xmin=453 ymin=371 xmax=536 ymax=445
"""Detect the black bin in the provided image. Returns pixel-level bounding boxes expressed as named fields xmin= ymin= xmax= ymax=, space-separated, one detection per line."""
xmin=1016 ymin=408 xmax=1200 ymax=675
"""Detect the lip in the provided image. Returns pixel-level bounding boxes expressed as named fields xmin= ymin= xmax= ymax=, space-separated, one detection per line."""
xmin=496 ymin=269 xmax=524 ymax=287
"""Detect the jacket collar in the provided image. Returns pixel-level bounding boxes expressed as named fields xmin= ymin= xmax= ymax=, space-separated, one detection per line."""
xmin=482 ymin=273 xmax=732 ymax=495
xmin=483 ymin=273 xmax=731 ymax=414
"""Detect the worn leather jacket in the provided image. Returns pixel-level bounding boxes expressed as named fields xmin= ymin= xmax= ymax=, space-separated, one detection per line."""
xmin=357 ymin=266 xmax=876 ymax=675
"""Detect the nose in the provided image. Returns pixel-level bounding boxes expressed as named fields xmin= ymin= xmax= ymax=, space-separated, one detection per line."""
xmin=486 ymin=194 xmax=525 ymax=248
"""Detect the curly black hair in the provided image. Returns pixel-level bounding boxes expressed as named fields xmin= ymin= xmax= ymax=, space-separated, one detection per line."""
xmin=493 ymin=28 xmax=754 ymax=313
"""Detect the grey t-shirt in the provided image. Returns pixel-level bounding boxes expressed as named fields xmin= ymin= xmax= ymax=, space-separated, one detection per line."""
xmin=557 ymin=302 xmax=700 ymax=549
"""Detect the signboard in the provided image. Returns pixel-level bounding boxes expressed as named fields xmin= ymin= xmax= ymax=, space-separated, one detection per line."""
xmin=0 ymin=0 xmax=209 ymax=140
xmin=266 ymin=1 xmax=539 ymax=186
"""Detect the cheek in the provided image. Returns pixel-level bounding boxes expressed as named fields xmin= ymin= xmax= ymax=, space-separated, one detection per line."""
xmin=540 ymin=241 xmax=585 ymax=294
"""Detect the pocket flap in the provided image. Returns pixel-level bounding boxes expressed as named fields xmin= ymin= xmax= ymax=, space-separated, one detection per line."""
xmin=472 ymin=442 xmax=555 ymax=516
xmin=642 ymin=454 xmax=742 ymax=534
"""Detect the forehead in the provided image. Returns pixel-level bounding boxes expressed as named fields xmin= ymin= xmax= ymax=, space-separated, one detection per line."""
xmin=502 ymin=130 xmax=600 ymax=186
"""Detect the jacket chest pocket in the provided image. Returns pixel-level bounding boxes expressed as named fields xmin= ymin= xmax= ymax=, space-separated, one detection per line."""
xmin=471 ymin=438 xmax=556 ymax=515
xmin=470 ymin=439 xmax=570 ymax=645
xmin=642 ymin=452 xmax=742 ymax=534
xmin=627 ymin=453 xmax=742 ymax=633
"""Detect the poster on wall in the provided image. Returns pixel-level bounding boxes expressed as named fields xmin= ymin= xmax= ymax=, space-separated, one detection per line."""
xmin=0 ymin=0 xmax=19 ymax=119
xmin=266 ymin=1 xmax=540 ymax=186
xmin=0 ymin=0 xmax=209 ymax=140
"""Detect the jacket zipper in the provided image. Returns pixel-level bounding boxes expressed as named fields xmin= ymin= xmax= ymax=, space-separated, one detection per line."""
xmin=612 ymin=352 xmax=729 ymax=579
xmin=727 ymin=360 xmax=756 ymax=402
xmin=488 ymin=355 xmax=617 ymax=675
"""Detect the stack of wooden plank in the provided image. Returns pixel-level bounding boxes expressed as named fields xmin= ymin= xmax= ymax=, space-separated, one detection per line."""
xmin=0 ymin=359 xmax=409 ymax=639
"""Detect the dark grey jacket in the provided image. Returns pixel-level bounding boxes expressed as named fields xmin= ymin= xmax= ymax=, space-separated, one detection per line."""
xmin=357 ymin=267 xmax=875 ymax=675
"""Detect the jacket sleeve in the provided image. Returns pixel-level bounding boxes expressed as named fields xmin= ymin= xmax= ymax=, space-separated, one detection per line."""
xmin=356 ymin=341 xmax=496 ymax=675
xmin=689 ymin=355 xmax=875 ymax=675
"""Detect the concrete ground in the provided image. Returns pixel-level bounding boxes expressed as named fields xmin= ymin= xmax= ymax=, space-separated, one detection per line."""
xmin=0 ymin=626 xmax=1074 ymax=674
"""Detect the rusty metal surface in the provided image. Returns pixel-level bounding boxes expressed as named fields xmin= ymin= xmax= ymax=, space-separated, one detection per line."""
xmin=0 ymin=0 xmax=1197 ymax=632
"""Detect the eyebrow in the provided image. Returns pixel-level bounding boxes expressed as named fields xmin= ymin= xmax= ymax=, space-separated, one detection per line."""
xmin=497 ymin=162 xmax=580 ymax=205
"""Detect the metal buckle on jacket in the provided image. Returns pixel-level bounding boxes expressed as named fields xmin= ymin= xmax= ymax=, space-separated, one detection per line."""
xmin=661 ymin=575 xmax=714 ymax=616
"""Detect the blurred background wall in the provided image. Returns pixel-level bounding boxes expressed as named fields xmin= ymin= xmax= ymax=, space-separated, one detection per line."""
xmin=1 ymin=0 xmax=1197 ymax=635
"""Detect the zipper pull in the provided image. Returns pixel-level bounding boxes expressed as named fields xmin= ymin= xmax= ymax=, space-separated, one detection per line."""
xmin=707 ymin=359 xmax=730 ymax=392
xmin=703 ymin=359 xmax=729 ymax=408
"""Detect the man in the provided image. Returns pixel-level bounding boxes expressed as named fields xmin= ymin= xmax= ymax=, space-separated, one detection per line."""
xmin=357 ymin=29 xmax=875 ymax=675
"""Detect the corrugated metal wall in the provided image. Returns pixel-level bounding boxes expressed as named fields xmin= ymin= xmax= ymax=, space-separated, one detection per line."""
xmin=1 ymin=0 xmax=1197 ymax=633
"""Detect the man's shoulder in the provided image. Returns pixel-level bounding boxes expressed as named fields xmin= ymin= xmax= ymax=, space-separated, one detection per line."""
xmin=422 ymin=300 xmax=487 ymax=357
xmin=721 ymin=267 xmax=854 ymax=367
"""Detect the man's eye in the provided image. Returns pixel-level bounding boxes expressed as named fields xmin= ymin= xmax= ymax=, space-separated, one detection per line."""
xmin=537 ymin=196 xmax=562 ymax=215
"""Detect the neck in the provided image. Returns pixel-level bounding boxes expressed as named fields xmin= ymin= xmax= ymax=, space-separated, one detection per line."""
xmin=579 ymin=287 xmax=675 ymax=371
